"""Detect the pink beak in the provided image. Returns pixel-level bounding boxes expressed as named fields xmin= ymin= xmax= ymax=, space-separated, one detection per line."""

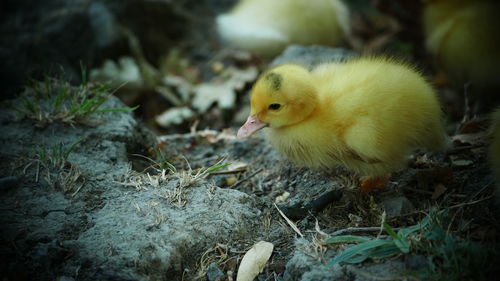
xmin=237 ymin=115 xmax=269 ymax=138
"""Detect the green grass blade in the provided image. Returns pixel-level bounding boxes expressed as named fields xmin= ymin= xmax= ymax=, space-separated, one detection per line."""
xmin=343 ymin=254 xmax=370 ymax=264
xmin=394 ymin=237 xmax=410 ymax=253
xmin=384 ymin=222 xmax=410 ymax=253
xmin=398 ymin=215 xmax=431 ymax=238
xmin=324 ymin=235 xmax=372 ymax=244
xmin=63 ymin=139 xmax=83 ymax=160
xmin=369 ymin=243 xmax=402 ymax=259
xmin=206 ymin=163 xmax=231 ymax=173
xmin=21 ymin=96 xmax=37 ymax=114
xmin=161 ymin=161 xmax=177 ymax=173
xmin=383 ymin=223 xmax=400 ymax=239
xmin=92 ymin=105 xmax=140 ymax=114
xmin=327 ymin=239 xmax=393 ymax=267
xmin=53 ymin=86 xmax=68 ymax=110
xmin=80 ymin=61 xmax=88 ymax=87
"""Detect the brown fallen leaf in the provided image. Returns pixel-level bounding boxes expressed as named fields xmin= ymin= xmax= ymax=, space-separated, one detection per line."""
xmin=432 ymin=184 xmax=447 ymax=200
xmin=457 ymin=119 xmax=489 ymax=134
xmin=416 ymin=167 xmax=454 ymax=184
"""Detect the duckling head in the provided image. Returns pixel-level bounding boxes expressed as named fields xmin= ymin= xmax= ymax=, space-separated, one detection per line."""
xmin=237 ymin=64 xmax=318 ymax=138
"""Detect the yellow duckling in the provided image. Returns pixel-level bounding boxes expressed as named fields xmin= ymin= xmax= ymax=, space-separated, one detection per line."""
xmin=237 ymin=58 xmax=448 ymax=190
xmin=489 ymin=108 xmax=500 ymax=203
xmin=216 ymin=0 xmax=350 ymax=58
xmin=423 ymin=0 xmax=500 ymax=107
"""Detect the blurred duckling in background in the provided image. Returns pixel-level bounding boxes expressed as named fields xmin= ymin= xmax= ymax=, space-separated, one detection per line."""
xmin=216 ymin=0 xmax=350 ymax=58
xmin=238 ymin=57 xmax=447 ymax=191
xmin=489 ymin=108 xmax=500 ymax=203
xmin=422 ymin=0 xmax=500 ymax=113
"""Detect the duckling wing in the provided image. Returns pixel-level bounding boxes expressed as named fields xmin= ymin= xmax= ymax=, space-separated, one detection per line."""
xmin=342 ymin=116 xmax=387 ymax=164
xmin=345 ymin=146 xmax=382 ymax=164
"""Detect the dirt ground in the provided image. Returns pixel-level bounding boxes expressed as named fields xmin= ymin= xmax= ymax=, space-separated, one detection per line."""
xmin=1 ymin=65 xmax=499 ymax=280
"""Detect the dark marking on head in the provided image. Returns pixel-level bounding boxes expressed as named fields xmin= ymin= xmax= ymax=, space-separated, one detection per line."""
xmin=265 ymin=72 xmax=282 ymax=92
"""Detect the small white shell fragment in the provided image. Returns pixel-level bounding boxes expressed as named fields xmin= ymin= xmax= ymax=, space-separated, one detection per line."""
xmin=236 ymin=241 xmax=274 ymax=281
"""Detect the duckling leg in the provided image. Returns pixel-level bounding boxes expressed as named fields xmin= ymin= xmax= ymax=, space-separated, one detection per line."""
xmin=359 ymin=175 xmax=390 ymax=193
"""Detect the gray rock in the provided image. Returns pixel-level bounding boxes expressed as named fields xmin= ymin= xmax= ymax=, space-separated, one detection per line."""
xmin=283 ymin=239 xmax=345 ymax=281
xmin=0 ymin=0 xmax=193 ymax=98
xmin=284 ymin=239 xmax=428 ymax=281
xmin=381 ymin=196 xmax=415 ymax=218
xmin=0 ymin=176 xmax=21 ymax=192
xmin=32 ymin=240 xmax=72 ymax=271
xmin=0 ymin=96 xmax=263 ymax=280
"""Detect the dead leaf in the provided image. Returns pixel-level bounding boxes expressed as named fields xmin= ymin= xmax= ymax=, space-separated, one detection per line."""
xmin=198 ymin=128 xmax=237 ymax=143
xmin=162 ymin=75 xmax=194 ymax=103
xmin=158 ymin=48 xmax=198 ymax=82
xmin=90 ymin=56 xmax=142 ymax=89
xmin=155 ymin=106 xmax=194 ymax=128
xmin=457 ymin=119 xmax=489 ymax=134
xmin=192 ymin=66 xmax=258 ymax=113
xmin=236 ymin=241 xmax=274 ymax=281
xmin=416 ymin=167 xmax=454 ymax=183
xmin=431 ymin=184 xmax=447 ymax=200
xmin=193 ymin=83 xmax=236 ymax=112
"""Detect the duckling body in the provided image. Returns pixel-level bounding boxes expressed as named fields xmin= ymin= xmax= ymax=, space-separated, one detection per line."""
xmin=423 ymin=0 xmax=500 ymax=113
xmin=423 ymin=0 xmax=500 ymax=86
xmin=216 ymin=0 xmax=350 ymax=57
xmin=238 ymin=58 xmax=447 ymax=177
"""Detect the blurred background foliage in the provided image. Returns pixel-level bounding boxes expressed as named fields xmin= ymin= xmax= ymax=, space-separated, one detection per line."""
xmin=1 ymin=0 xmax=499 ymax=134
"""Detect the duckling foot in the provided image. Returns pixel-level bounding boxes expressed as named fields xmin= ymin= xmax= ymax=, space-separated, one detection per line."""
xmin=360 ymin=175 xmax=390 ymax=193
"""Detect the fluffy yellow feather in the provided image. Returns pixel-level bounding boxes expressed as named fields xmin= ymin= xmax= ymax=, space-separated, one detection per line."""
xmin=423 ymin=0 xmax=500 ymax=88
xmin=238 ymin=57 xmax=447 ymax=181
xmin=216 ymin=0 xmax=350 ymax=57
xmin=489 ymin=108 xmax=500 ymax=203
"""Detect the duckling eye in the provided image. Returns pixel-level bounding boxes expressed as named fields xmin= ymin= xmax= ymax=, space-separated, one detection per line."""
xmin=268 ymin=103 xmax=281 ymax=110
